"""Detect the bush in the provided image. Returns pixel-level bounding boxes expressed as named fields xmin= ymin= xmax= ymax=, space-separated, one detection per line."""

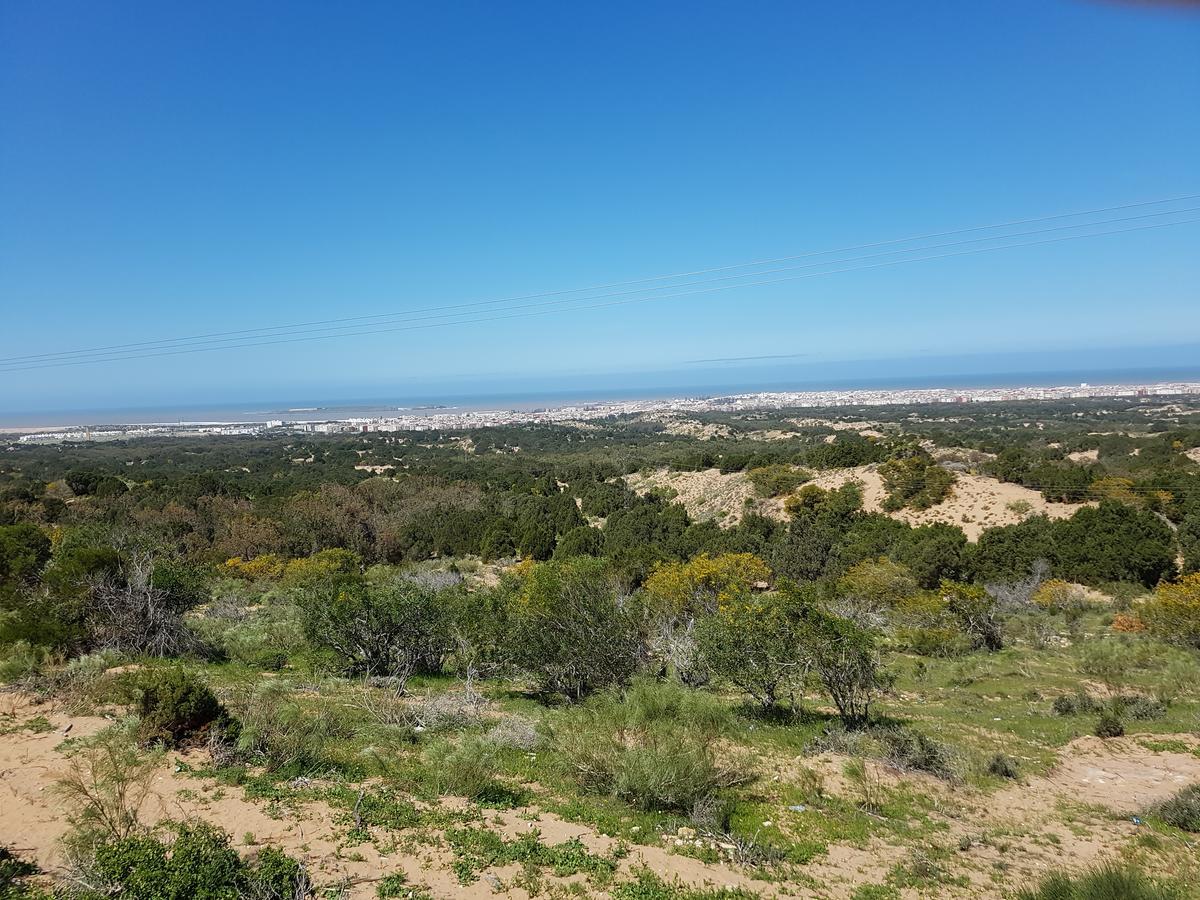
xmin=230 ymin=680 xmax=345 ymax=774
xmin=986 ymin=752 xmax=1020 ymax=780
xmin=1146 ymin=783 xmax=1200 ymax=832
xmin=78 ymin=822 xmax=309 ymax=900
xmin=505 ymin=558 xmax=641 ymax=700
xmin=297 ymin=573 xmax=451 ymax=688
xmin=0 ymin=846 xmax=42 ymax=899
xmin=0 ymin=640 xmax=45 ymax=683
xmin=1015 ymin=863 xmax=1186 ymax=900
xmin=879 ymin=455 xmax=955 ymax=511
xmin=746 ymin=465 xmax=811 ymax=498
xmin=1051 ymin=690 xmax=1100 ymax=717
xmin=136 ymin=668 xmax=229 ymax=748
xmin=423 ymin=735 xmax=508 ymax=802
xmin=555 ymin=678 xmax=750 ymax=813
xmin=1094 ymin=713 xmax=1125 ymax=739
xmin=485 ymin=716 xmax=540 ymax=751
xmin=1140 ymin=574 xmax=1200 ymax=650
xmin=878 ymin=727 xmax=957 ymax=781
xmin=1114 ymin=693 xmax=1166 ymax=721
xmin=695 ymin=593 xmax=803 ymax=711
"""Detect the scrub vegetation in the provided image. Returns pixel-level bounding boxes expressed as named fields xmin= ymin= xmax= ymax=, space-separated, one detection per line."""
xmin=3 ymin=396 xmax=1200 ymax=897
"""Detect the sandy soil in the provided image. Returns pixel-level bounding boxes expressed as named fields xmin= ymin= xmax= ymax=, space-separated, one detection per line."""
xmin=1186 ymin=447 xmax=1200 ymax=465
xmin=624 ymin=468 xmax=781 ymax=527
xmin=4 ymin=691 xmax=1198 ymax=900
xmin=1066 ymin=449 xmax=1100 ymax=463
xmin=0 ymin=694 xmax=778 ymax=898
xmin=625 ymin=465 xmax=1090 ymax=540
xmin=806 ymin=466 xmax=1091 ymax=540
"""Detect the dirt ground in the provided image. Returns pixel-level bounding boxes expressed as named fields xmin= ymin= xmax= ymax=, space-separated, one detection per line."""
xmin=624 ymin=466 xmax=1089 ymax=539
xmin=3 ymin=693 xmax=1198 ymax=899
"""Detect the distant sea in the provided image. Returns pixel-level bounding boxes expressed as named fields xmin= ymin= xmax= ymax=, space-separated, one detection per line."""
xmin=6 ymin=364 xmax=1200 ymax=430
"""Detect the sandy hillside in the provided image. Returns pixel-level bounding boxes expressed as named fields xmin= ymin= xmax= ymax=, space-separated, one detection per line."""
xmin=626 ymin=465 xmax=1090 ymax=539
xmin=4 ymin=693 xmax=1199 ymax=899
xmin=624 ymin=468 xmax=781 ymax=526
xmin=808 ymin=465 xmax=1092 ymax=540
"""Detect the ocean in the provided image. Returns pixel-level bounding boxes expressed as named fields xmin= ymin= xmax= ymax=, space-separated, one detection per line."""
xmin=5 ymin=364 xmax=1200 ymax=429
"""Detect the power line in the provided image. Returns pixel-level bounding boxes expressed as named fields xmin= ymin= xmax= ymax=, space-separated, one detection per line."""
xmin=2 ymin=215 xmax=1196 ymax=373
xmin=8 ymin=204 xmax=1196 ymax=368
xmin=2 ymin=193 xmax=1197 ymax=366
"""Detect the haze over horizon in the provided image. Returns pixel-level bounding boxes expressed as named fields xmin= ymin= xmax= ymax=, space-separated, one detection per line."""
xmin=2 ymin=1 xmax=1198 ymax=413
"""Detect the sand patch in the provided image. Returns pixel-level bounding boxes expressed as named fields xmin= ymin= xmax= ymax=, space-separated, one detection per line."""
xmin=808 ymin=466 xmax=1091 ymax=540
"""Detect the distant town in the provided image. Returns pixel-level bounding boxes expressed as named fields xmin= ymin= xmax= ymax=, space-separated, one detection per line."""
xmin=8 ymin=380 xmax=1200 ymax=444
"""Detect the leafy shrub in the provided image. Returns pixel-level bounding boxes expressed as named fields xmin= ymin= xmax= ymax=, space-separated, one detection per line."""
xmin=505 ymin=557 xmax=641 ymax=700
xmin=423 ymin=735 xmax=509 ymax=802
xmin=78 ymin=822 xmax=309 ymax=900
xmin=1015 ymin=863 xmax=1186 ymax=900
xmin=136 ymin=668 xmax=229 ymax=748
xmin=879 ymin=455 xmax=955 ymax=512
xmin=230 ymin=680 xmax=346 ymax=774
xmin=1113 ymin=693 xmax=1166 ymax=721
xmin=695 ymin=592 xmax=802 ymax=711
xmin=0 ymin=640 xmax=44 ymax=683
xmin=1051 ymin=691 xmax=1100 ymax=717
xmin=0 ymin=846 xmax=42 ymax=899
xmin=1139 ymin=574 xmax=1200 ymax=650
xmin=878 ymin=728 xmax=957 ymax=781
xmin=895 ymin=625 xmax=972 ymax=658
xmin=554 ymin=678 xmax=749 ymax=813
xmin=1146 ymin=783 xmax=1200 ymax=832
xmin=1032 ymin=579 xmax=1092 ymax=613
xmin=746 ymin=465 xmax=811 ymax=498
xmin=986 ymin=753 xmax=1019 ymax=780
xmin=218 ymin=604 xmax=307 ymax=671
xmin=1094 ymin=713 xmax=1125 ymax=739
xmin=297 ymin=573 xmax=451 ymax=688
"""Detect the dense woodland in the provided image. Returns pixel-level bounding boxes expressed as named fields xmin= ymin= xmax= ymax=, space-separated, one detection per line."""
xmin=3 ymin=397 xmax=1200 ymax=899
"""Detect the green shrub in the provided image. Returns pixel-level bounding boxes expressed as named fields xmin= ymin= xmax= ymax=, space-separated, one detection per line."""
xmin=0 ymin=845 xmax=43 ymax=899
xmin=1051 ymin=691 xmax=1099 ymax=717
xmin=423 ymin=735 xmax=510 ymax=803
xmin=79 ymin=822 xmax=309 ymax=900
xmin=136 ymin=668 xmax=229 ymax=748
xmin=505 ymin=558 xmax=641 ymax=700
xmin=878 ymin=728 xmax=957 ymax=781
xmin=1094 ymin=713 xmax=1125 ymax=739
xmin=230 ymin=680 xmax=345 ymax=774
xmin=1114 ymin=693 xmax=1167 ymax=721
xmin=1015 ymin=862 xmax=1186 ymax=900
xmin=0 ymin=640 xmax=44 ymax=683
xmin=610 ymin=867 xmax=762 ymax=898
xmin=895 ymin=626 xmax=972 ymax=658
xmin=747 ymin=465 xmax=811 ymax=498
xmin=296 ymin=573 xmax=450 ymax=687
xmin=986 ymin=753 xmax=1020 ymax=780
xmin=1146 ymin=783 xmax=1200 ymax=832
xmin=555 ymin=678 xmax=750 ymax=813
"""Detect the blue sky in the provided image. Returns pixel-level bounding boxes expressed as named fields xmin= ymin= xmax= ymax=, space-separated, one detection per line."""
xmin=1 ymin=0 xmax=1198 ymax=413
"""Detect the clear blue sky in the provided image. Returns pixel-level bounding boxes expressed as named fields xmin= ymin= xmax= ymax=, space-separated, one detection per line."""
xmin=1 ymin=0 xmax=1198 ymax=413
